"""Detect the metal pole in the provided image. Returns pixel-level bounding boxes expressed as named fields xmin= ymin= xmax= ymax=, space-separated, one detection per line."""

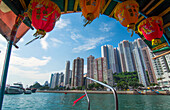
xmin=0 ymin=40 xmax=13 ymax=109
xmin=86 ymin=77 xmax=118 ymax=110
xmin=0 ymin=14 xmax=24 ymax=110
xmin=84 ymin=90 xmax=90 ymax=110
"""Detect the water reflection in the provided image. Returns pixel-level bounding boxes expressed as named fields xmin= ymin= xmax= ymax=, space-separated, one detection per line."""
xmin=3 ymin=93 xmax=170 ymax=110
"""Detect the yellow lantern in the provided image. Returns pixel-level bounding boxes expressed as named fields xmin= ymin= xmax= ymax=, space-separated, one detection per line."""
xmin=114 ymin=0 xmax=139 ymax=36
xmin=80 ymin=0 xmax=105 ymax=26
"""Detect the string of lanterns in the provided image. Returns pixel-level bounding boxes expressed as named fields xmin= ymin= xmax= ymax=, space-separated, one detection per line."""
xmin=16 ymin=0 xmax=164 ymax=46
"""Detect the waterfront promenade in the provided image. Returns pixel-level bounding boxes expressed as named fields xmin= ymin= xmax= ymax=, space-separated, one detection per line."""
xmin=37 ymin=90 xmax=170 ymax=95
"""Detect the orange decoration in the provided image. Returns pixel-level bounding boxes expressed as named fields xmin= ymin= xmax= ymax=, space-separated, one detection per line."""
xmin=114 ymin=0 xmax=139 ymax=37
xmin=138 ymin=16 xmax=163 ymax=46
xmin=80 ymin=0 xmax=105 ymax=26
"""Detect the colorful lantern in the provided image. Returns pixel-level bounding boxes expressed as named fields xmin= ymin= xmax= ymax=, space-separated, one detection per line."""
xmin=27 ymin=0 xmax=61 ymax=38
xmin=138 ymin=16 xmax=163 ymax=46
xmin=114 ymin=0 xmax=139 ymax=36
xmin=80 ymin=0 xmax=105 ymax=26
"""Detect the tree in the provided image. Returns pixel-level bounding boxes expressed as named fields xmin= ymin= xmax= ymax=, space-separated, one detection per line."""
xmin=117 ymin=81 xmax=128 ymax=90
xmin=150 ymin=83 xmax=158 ymax=86
xmin=30 ymin=82 xmax=42 ymax=89
xmin=54 ymin=86 xmax=59 ymax=90
xmin=88 ymin=83 xmax=95 ymax=90
xmin=77 ymin=86 xmax=82 ymax=90
xmin=71 ymin=87 xmax=76 ymax=90
xmin=39 ymin=86 xmax=49 ymax=90
xmin=94 ymin=83 xmax=100 ymax=90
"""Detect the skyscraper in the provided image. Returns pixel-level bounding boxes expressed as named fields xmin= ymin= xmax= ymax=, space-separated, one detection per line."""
xmin=71 ymin=57 xmax=84 ymax=87
xmin=133 ymin=47 xmax=149 ymax=87
xmin=50 ymin=74 xmax=54 ymax=88
xmin=58 ymin=72 xmax=64 ymax=87
xmin=113 ymin=48 xmax=122 ymax=73
xmin=118 ymin=43 xmax=127 ymax=72
xmin=157 ymin=54 xmax=170 ymax=86
xmin=101 ymin=45 xmax=120 ymax=73
xmin=87 ymin=55 xmax=95 ymax=86
xmin=122 ymin=40 xmax=135 ymax=72
xmin=50 ymin=73 xmax=60 ymax=88
xmin=94 ymin=57 xmax=113 ymax=86
xmin=64 ymin=61 xmax=70 ymax=86
xmin=142 ymin=47 xmax=157 ymax=84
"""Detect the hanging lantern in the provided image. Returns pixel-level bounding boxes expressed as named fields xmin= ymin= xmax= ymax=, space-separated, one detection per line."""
xmin=114 ymin=0 xmax=139 ymax=37
xmin=80 ymin=0 xmax=105 ymax=26
xmin=138 ymin=16 xmax=163 ymax=46
xmin=26 ymin=0 xmax=61 ymax=43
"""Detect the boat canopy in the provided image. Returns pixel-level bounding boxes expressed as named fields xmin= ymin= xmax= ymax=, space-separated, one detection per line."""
xmin=0 ymin=0 xmax=169 ymax=53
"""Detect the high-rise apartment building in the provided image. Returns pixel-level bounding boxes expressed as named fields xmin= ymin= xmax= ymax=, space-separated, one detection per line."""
xmin=71 ymin=57 xmax=84 ymax=87
xmin=122 ymin=40 xmax=135 ymax=72
xmin=58 ymin=72 xmax=64 ymax=87
xmin=94 ymin=57 xmax=113 ymax=86
xmin=101 ymin=45 xmax=121 ymax=73
xmin=142 ymin=47 xmax=157 ymax=84
xmin=118 ymin=43 xmax=126 ymax=72
xmin=158 ymin=54 xmax=170 ymax=86
xmin=50 ymin=74 xmax=53 ymax=88
xmin=87 ymin=55 xmax=95 ymax=85
xmin=64 ymin=61 xmax=70 ymax=86
xmin=113 ymin=48 xmax=122 ymax=73
xmin=50 ymin=73 xmax=60 ymax=88
xmin=133 ymin=47 xmax=149 ymax=87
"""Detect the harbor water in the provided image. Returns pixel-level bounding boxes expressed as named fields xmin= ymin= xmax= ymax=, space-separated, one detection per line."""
xmin=2 ymin=93 xmax=170 ymax=110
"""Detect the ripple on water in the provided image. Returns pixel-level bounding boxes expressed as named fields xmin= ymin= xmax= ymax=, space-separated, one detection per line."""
xmin=2 ymin=93 xmax=170 ymax=110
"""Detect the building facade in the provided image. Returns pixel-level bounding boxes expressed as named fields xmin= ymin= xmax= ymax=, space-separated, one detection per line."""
xmin=64 ymin=61 xmax=70 ymax=86
xmin=94 ymin=57 xmax=113 ymax=86
xmin=87 ymin=55 xmax=95 ymax=86
xmin=71 ymin=57 xmax=84 ymax=87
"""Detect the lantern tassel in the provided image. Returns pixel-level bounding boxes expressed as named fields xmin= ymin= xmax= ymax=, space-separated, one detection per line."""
xmin=25 ymin=36 xmax=39 ymax=45
xmin=127 ymin=23 xmax=136 ymax=37
xmin=33 ymin=29 xmax=46 ymax=38
xmin=84 ymin=20 xmax=92 ymax=27
xmin=152 ymin=39 xmax=162 ymax=46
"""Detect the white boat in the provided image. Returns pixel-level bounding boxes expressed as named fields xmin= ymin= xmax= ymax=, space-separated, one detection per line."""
xmin=24 ymin=88 xmax=32 ymax=94
xmin=5 ymin=83 xmax=24 ymax=94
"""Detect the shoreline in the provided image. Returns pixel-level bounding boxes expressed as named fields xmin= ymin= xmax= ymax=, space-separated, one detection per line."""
xmin=37 ymin=90 xmax=170 ymax=95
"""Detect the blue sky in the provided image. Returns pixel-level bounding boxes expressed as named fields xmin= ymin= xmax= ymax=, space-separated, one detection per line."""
xmin=0 ymin=12 xmax=140 ymax=87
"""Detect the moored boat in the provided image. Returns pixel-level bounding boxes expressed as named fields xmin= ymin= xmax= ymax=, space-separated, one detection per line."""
xmin=5 ymin=83 xmax=24 ymax=94
xmin=24 ymin=88 xmax=32 ymax=94
xmin=31 ymin=88 xmax=37 ymax=93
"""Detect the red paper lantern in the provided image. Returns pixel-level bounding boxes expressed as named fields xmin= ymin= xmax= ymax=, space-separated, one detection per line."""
xmin=138 ymin=16 xmax=163 ymax=46
xmin=27 ymin=0 xmax=61 ymax=38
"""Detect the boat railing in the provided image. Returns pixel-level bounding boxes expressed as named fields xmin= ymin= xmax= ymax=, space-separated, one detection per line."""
xmin=85 ymin=77 xmax=118 ymax=110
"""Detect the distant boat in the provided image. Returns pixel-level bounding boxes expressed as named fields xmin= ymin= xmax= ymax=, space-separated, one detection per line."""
xmin=5 ymin=83 xmax=24 ymax=94
xmin=31 ymin=88 xmax=37 ymax=93
xmin=24 ymin=88 xmax=32 ymax=94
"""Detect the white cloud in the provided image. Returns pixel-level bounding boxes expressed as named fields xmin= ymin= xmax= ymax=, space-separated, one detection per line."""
xmin=73 ymin=37 xmax=105 ymax=53
xmin=40 ymin=33 xmax=49 ymax=50
xmin=70 ymin=32 xmax=83 ymax=42
xmin=55 ymin=18 xmax=71 ymax=29
xmin=7 ymin=65 xmax=50 ymax=86
xmin=10 ymin=55 xmax=51 ymax=67
xmin=19 ymin=38 xmax=24 ymax=42
xmin=99 ymin=23 xmax=111 ymax=32
xmin=50 ymin=37 xmax=63 ymax=47
xmin=0 ymin=34 xmax=6 ymax=43
xmin=50 ymin=38 xmax=63 ymax=44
